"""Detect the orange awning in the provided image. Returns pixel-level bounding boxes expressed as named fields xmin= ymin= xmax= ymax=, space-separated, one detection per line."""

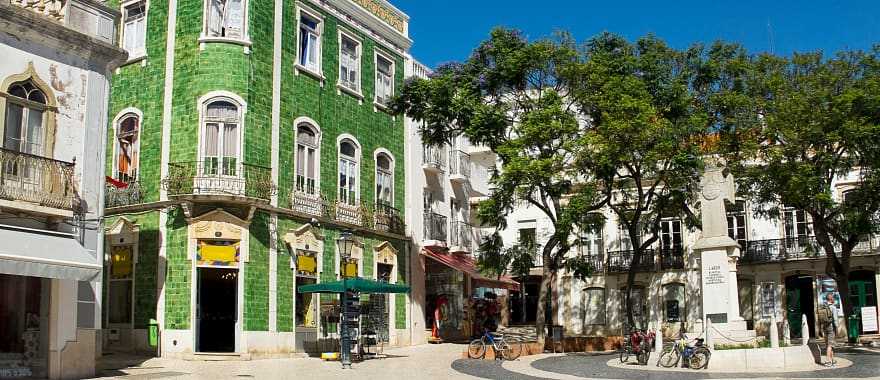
xmin=422 ymin=247 xmax=520 ymax=291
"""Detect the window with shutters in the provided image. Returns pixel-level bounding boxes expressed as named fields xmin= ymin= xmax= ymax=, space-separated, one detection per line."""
xmin=203 ymin=0 xmax=246 ymax=40
xmin=338 ymin=32 xmax=361 ymax=94
xmin=121 ymin=0 xmax=147 ymax=58
xmin=583 ymin=287 xmax=606 ymax=325
xmin=374 ymin=53 xmax=394 ymax=107
xmin=114 ymin=112 xmax=140 ymax=183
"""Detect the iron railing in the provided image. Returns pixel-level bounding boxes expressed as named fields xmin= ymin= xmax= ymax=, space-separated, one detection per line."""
xmin=163 ymin=161 xmax=275 ymax=201
xmin=449 ymin=221 xmax=473 ymax=251
xmin=741 ymin=236 xmax=879 ymax=264
xmin=607 ymin=249 xmax=655 ymax=273
xmin=0 ymin=148 xmax=78 ymax=211
xmin=424 ymin=212 xmax=447 ymax=242
xmin=374 ymin=203 xmax=404 ymax=235
xmin=585 ymin=254 xmax=604 ymax=273
xmin=291 ymin=191 xmax=326 ymax=216
xmin=422 ymin=145 xmax=445 ymax=170
xmin=105 ymin=180 xmax=143 ymax=208
xmin=659 ymin=247 xmax=686 ymax=270
xmin=448 ymin=149 xmax=470 ymax=178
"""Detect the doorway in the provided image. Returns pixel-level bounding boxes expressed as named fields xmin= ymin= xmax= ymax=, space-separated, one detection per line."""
xmin=849 ymin=270 xmax=878 ymax=334
xmin=197 ymin=267 xmax=238 ymax=352
xmin=784 ymin=274 xmax=816 ymax=339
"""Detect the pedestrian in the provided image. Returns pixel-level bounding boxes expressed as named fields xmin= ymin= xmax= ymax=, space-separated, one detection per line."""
xmin=817 ymin=292 xmax=839 ymax=366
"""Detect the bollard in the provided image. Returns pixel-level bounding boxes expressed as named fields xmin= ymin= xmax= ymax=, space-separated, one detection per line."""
xmin=706 ymin=318 xmax=714 ymax=350
xmin=769 ymin=315 xmax=779 ymax=348
xmin=801 ymin=314 xmax=809 ymax=346
xmin=654 ymin=320 xmax=663 ymax=353
xmin=782 ymin=317 xmax=791 ymax=346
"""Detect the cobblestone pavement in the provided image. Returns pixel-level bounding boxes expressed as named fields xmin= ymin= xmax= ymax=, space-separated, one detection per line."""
xmin=451 ymin=346 xmax=880 ymax=380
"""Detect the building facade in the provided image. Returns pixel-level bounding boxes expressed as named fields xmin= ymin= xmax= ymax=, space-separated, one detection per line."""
xmin=102 ymin=0 xmax=413 ymax=357
xmin=0 ymin=0 xmax=126 ymax=378
xmin=500 ymin=170 xmax=880 ymax=343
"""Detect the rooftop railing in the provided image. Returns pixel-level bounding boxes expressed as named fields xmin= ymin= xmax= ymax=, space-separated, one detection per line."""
xmin=0 ymin=148 xmax=78 ymax=211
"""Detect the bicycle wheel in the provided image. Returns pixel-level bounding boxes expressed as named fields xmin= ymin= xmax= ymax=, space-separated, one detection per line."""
xmin=636 ymin=350 xmax=649 ymax=365
xmin=657 ymin=348 xmax=679 ymax=368
xmin=689 ymin=348 xmax=711 ymax=370
xmin=467 ymin=338 xmax=487 ymax=359
xmin=501 ymin=340 xmax=522 ymax=361
xmin=619 ymin=348 xmax=630 ymax=363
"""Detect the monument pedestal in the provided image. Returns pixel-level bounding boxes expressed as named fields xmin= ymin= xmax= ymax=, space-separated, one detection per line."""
xmin=695 ymin=235 xmax=756 ymax=346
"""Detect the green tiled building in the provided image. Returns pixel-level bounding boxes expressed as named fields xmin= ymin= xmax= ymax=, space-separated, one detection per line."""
xmin=101 ymin=0 xmax=413 ymax=356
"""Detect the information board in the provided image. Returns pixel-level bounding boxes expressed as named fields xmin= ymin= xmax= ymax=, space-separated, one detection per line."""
xmin=862 ymin=306 xmax=878 ymax=333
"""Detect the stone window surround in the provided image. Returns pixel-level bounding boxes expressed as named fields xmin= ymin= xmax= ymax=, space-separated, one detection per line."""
xmin=372 ymin=48 xmax=394 ymax=111
xmin=284 ymin=224 xmax=325 ymax=329
xmin=373 ymin=148 xmax=394 ymax=207
xmin=292 ymin=116 xmax=322 ymax=197
xmin=196 ymin=91 xmax=247 ymax=175
xmin=111 ymin=107 xmax=144 ymax=182
xmin=372 ymin=241 xmax=397 ymax=283
xmin=662 ymin=281 xmax=687 ymax=323
xmin=198 ymin=0 xmax=253 ymax=52
xmin=0 ymin=63 xmax=58 ymax=161
xmin=294 ymin=2 xmax=325 ymax=82
xmin=336 ymin=27 xmax=364 ymax=101
xmin=336 ymin=133 xmax=361 ymax=205
xmin=105 ymin=218 xmax=140 ymax=329
xmin=119 ymin=0 xmax=149 ymax=64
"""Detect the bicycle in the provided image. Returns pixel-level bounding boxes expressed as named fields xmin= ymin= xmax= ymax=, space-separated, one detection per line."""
xmin=619 ymin=328 xmax=655 ymax=365
xmin=657 ymin=335 xmax=711 ymax=369
xmin=467 ymin=329 xmax=522 ymax=360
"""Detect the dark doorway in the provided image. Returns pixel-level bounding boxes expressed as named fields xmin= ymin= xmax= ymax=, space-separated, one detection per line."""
xmin=197 ymin=267 xmax=237 ymax=352
xmin=785 ymin=274 xmax=816 ymax=339
xmin=849 ymin=270 xmax=878 ymax=334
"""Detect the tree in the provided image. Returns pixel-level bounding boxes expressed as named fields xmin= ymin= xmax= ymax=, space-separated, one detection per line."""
xmin=391 ymin=28 xmax=605 ymax=343
xmin=718 ymin=48 xmax=880 ymax=335
xmin=571 ymin=33 xmax=705 ymax=330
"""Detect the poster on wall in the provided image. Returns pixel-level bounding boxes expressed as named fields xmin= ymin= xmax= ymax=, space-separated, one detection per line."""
xmin=760 ymin=282 xmax=777 ymax=318
xmin=862 ymin=306 xmax=878 ymax=333
xmin=815 ymin=275 xmax=844 ymax=315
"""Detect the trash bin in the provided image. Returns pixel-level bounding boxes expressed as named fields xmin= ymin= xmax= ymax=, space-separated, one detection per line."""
xmin=847 ymin=315 xmax=859 ymax=344
xmin=149 ymin=318 xmax=159 ymax=347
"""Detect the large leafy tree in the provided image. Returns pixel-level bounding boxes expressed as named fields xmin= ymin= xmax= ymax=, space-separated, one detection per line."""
xmin=572 ymin=33 xmax=705 ymax=330
xmin=391 ymin=28 xmax=605 ymax=343
xmin=718 ymin=48 xmax=880 ymax=333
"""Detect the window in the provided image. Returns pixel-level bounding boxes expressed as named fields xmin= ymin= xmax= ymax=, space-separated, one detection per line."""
xmin=374 ymin=53 xmax=394 ymax=106
xmin=583 ymin=287 xmax=606 ymax=325
xmin=579 ymin=228 xmax=603 ymax=257
xmin=783 ymin=207 xmax=811 ymax=251
xmin=122 ymin=1 xmax=147 ymax=57
xmin=663 ymin=283 xmax=685 ymax=322
xmin=620 ymin=286 xmax=647 ymax=330
xmin=298 ymin=11 xmax=321 ymax=73
xmin=205 ymin=0 xmax=244 ymax=39
xmin=659 ymin=219 xmax=682 ymax=250
xmin=339 ymin=34 xmax=360 ymax=92
xmin=519 ymin=228 xmax=536 ymax=248
xmin=377 ymin=263 xmax=393 ymax=283
xmin=338 ymin=139 xmax=358 ymax=205
xmin=115 ymin=113 xmax=140 ymax=183
xmin=108 ymin=245 xmax=134 ymax=324
xmin=4 ymin=80 xmax=46 ymax=157
xmin=375 ymin=152 xmax=393 ymax=206
xmin=618 ymin=223 xmax=643 ymax=251
xmin=726 ymin=200 xmax=747 ymax=248
xmin=423 ymin=189 xmax=434 ymax=212
xmin=295 ymin=124 xmax=319 ymax=195
xmin=201 ymin=99 xmax=240 ymax=176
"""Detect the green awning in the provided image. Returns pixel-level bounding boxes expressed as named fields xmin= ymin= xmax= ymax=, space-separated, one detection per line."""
xmin=297 ymin=277 xmax=410 ymax=294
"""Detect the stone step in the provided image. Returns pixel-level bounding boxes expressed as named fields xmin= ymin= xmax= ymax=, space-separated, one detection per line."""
xmin=188 ymin=352 xmax=251 ymax=361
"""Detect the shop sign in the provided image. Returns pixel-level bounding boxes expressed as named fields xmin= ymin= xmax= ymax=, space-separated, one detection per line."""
xmin=342 ymin=259 xmax=358 ymax=278
xmin=110 ymin=245 xmax=133 ymax=279
xmin=862 ymin=306 xmax=878 ymax=333
xmin=198 ymin=240 xmax=240 ymax=267
xmin=296 ymin=251 xmax=318 ymax=277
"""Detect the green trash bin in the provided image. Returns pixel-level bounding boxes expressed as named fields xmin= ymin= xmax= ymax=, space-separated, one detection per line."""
xmin=149 ymin=318 xmax=159 ymax=347
xmin=847 ymin=314 xmax=859 ymax=344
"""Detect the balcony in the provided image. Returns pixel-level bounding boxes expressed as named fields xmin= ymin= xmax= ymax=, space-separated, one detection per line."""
xmin=741 ymin=236 xmax=879 ymax=265
xmin=163 ymin=161 xmax=275 ymax=202
xmin=0 ymin=148 xmax=78 ymax=215
xmin=607 ymin=249 xmax=655 ymax=273
xmin=449 ymin=221 xmax=473 ymax=253
xmin=659 ymin=247 xmax=686 ymax=270
xmin=373 ymin=203 xmax=404 ymax=235
xmin=448 ymin=150 xmax=470 ymax=184
xmin=423 ymin=212 xmax=447 ymax=244
xmin=105 ymin=180 xmax=143 ymax=208
xmin=291 ymin=191 xmax=326 ymax=216
xmin=422 ymin=145 xmax=445 ymax=174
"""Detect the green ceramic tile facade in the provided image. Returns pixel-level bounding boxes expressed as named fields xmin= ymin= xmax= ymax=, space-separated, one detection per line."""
xmin=164 ymin=208 xmax=192 ymax=329
xmin=245 ymin=211 xmax=271 ymax=331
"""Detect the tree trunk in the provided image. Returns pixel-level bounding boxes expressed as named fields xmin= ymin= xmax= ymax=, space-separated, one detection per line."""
xmin=535 ymin=237 xmax=558 ymax=347
xmin=813 ymin=219 xmax=856 ymax=340
xmin=520 ymin=279 xmax=527 ymax=324
xmin=624 ymin=249 xmax=642 ymax=332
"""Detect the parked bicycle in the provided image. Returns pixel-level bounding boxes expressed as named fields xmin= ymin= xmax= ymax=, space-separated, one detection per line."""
xmin=467 ymin=329 xmax=522 ymax=360
xmin=619 ymin=328 xmax=655 ymax=365
xmin=657 ymin=335 xmax=711 ymax=369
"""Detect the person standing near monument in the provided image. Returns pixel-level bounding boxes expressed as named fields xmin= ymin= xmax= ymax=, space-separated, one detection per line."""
xmin=818 ymin=292 xmax=840 ymax=366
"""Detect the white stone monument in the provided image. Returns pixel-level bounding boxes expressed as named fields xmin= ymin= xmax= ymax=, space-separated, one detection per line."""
xmin=693 ymin=162 xmax=756 ymax=344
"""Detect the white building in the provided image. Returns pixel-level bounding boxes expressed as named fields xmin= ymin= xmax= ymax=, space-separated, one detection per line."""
xmin=0 ymin=1 xmax=125 ymax=378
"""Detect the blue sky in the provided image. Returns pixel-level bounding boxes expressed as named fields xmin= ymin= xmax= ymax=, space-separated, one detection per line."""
xmin=394 ymin=0 xmax=880 ymax=69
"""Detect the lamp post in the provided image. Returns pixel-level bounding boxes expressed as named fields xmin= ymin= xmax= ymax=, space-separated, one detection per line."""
xmin=337 ymin=230 xmax=355 ymax=369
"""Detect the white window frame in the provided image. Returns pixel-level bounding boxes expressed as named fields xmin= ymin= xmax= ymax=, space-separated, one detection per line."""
xmin=295 ymin=4 xmax=324 ymax=79
xmin=337 ymin=29 xmax=362 ymax=97
xmin=373 ymin=50 xmax=395 ymax=109
xmin=197 ymin=92 xmax=246 ymax=178
xmin=726 ymin=200 xmax=748 ymax=248
xmin=293 ymin=117 xmax=321 ymax=196
xmin=337 ymin=134 xmax=360 ymax=206
xmin=374 ymin=149 xmax=394 ymax=207
xmin=112 ymin=108 xmax=143 ymax=183
xmin=200 ymin=0 xmax=251 ymax=46
xmin=120 ymin=0 xmax=148 ymax=60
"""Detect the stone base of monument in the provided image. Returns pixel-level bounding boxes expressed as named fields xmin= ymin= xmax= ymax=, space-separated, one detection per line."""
xmin=708 ymin=321 xmax=757 ymax=346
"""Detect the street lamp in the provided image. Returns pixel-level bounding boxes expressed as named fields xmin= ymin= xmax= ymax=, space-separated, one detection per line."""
xmin=336 ymin=230 xmax=355 ymax=369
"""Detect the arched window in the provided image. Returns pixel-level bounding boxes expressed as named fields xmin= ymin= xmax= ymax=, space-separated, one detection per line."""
xmin=375 ymin=152 xmax=393 ymax=207
xmin=295 ymin=123 xmax=319 ymax=195
xmin=201 ymin=99 xmax=240 ymax=176
xmin=4 ymin=80 xmax=47 ymax=156
xmin=338 ymin=138 xmax=358 ymax=205
xmin=115 ymin=113 xmax=140 ymax=183
xmin=663 ymin=282 xmax=686 ymax=322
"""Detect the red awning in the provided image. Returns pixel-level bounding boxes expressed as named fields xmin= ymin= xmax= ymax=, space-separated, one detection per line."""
xmin=422 ymin=247 xmax=520 ymax=291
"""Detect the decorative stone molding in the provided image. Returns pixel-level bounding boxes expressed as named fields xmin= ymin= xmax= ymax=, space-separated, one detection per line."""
xmin=10 ymin=0 xmax=66 ymax=22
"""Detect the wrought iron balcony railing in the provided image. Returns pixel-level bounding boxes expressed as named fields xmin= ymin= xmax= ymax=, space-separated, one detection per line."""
xmin=449 ymin=221 xmax=473 ymax=251
xmin=422 ymin=145 xmax=445 ymax=170
xmin=741 ymin=236 xmax=879 ymax=264
xmin=448 ymin=149 xmax=471 ymax=178
xmin=291 ymin=191 xmax=326 ymax=216
xmin=374 ymin=203 xmax=404 ymax=235
xmin=105 ymin=180 xmax=143 ymax=208
xmin=424 ymin=212 xmax=447 ymax=242
xmin=607 ymin=249 xmax=655 ymax=273
xmin=659 ymin=247 xmax=686 ymax=270
xmin=163 ymin=161 xmax=275 ymax=201
xmin=0 ymin=148 xmax=78 ymax=211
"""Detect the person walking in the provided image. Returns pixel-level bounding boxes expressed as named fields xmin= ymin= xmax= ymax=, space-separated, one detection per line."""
xmin=817 ymin=292 xmax=840 ymax=366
